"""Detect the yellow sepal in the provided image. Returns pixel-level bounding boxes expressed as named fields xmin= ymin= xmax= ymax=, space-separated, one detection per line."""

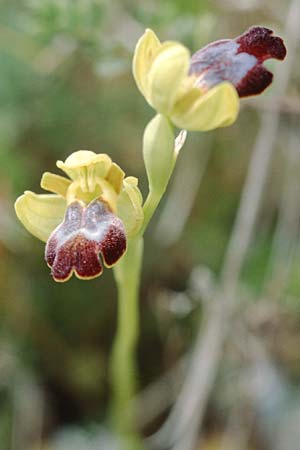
xmin=171 ymin=82 xmax=239 ymax=131
xmin=133 ymin=28 xmax=161 ymax=99
xmin=15 ymin=191 xmax=66 ymax=243
xmin=147 ymin=41 xmax=190 ymax=114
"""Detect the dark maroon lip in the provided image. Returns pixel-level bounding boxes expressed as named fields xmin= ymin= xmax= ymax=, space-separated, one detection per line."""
xmin=189 ymin=26 xmax=286 ymax=98
xmin=45 ymin=200 xmax=126 ymax=282
xmin=236 ymin=27 xmax=286 ymax=62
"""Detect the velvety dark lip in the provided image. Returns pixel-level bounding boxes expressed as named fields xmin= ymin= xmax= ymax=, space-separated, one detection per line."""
xmin=45 ymin=200 xmax=126 ymax=282
xmin=189 ymin=26 xmax=287 ymax=97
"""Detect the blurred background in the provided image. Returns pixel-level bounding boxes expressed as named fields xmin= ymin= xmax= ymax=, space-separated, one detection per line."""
xmin=0 ymin=0 xmax=299 ymax=449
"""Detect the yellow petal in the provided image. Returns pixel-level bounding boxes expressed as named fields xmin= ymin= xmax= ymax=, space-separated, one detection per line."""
xmin=171 ymin=82 xmax=239 ymax=131
xmin=15 ymin=191 xmax=66 ymax=243
xmin=106 ymin=162 xmax=125 ymax=194
xmin=41 ymin=172 xmax=71 ymax=196
xmin=147 ymin=41 xmax=190 ymax=114
xmin=117 ymin=177 xmax=144 ymax=238
xmin=132 ymin=28 xmax=161 ymax=99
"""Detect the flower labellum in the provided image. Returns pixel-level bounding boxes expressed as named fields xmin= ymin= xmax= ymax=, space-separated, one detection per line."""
xmin=15 ymin=151 xmax=143 ymax=282
xmin=45 ymin=200 xmax=126 ymax=282
xmin=189 ymin=26 xmax=287 ymax=97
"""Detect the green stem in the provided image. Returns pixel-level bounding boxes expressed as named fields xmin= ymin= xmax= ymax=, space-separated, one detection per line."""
xmin=141 ymin=159 xmax=176 ymax=235
xmin=109 ymin=114 xmax=180 ymax=446
xmin=110 ymin=237 xmax=144 ymax=449
xmin=140 ymin=190 xmax=162 ymax=235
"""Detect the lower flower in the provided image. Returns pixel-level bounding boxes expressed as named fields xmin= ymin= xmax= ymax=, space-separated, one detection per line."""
xmin=15 ymin=150 xmax=143 ymax=282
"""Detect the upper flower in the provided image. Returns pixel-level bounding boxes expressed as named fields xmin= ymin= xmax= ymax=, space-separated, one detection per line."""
xmin=15 ymin=151 xmax=143 ymax=282
xmin=133 ymin=27 xmax=286 ymax=131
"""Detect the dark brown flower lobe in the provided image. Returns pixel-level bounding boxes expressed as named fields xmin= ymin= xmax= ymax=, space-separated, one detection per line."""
xmin=45 ymin=200 xmax=126 ymax=282
xmin=189 ymin=26 xmax=286 ymax=97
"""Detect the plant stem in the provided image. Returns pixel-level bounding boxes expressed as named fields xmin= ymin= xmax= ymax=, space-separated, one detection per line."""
xmin=109 ymin=116 xmax=182 ymax=446
xmin=141 ymin=190 xmax=162 ymax=235
xmin=110 ymin=236 xmax=144 ymax=449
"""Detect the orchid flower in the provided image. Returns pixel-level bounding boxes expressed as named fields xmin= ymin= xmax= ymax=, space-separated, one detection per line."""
xmin=15 ymin=151 xmax=143 ymax=282
xmin=133 ymin=26 xmax=286 ymax=131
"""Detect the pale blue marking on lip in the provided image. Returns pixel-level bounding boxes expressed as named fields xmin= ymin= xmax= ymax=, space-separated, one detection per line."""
xmin=189 ymin=40 xmax=257 ymax=89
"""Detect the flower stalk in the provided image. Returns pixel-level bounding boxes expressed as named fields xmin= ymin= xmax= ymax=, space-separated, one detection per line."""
xmin=110 ymin=237 xmax=144 ymax=449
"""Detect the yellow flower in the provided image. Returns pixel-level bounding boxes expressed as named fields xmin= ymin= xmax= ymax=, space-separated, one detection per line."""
xmin=133 ymin=27 xmax=287 ymax=131
xmin=15 ymin=150 xmax=143 ymax=282
xmin=133 ymin=29 xmax=239 ymax=131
